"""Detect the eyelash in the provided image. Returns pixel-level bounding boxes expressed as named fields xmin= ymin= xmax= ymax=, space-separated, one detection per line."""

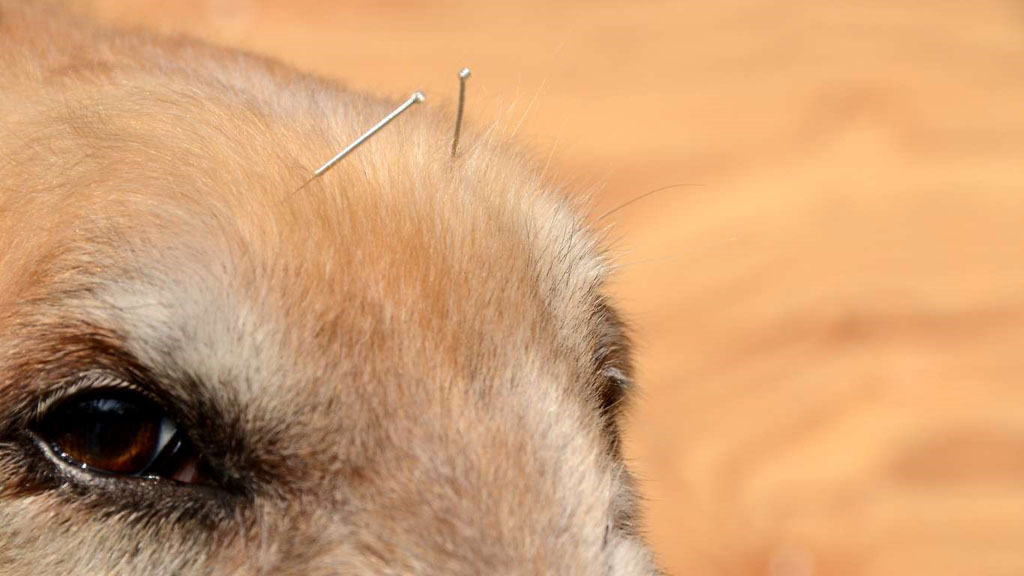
xmin=32 ymin=371 xmax=156 ymax=420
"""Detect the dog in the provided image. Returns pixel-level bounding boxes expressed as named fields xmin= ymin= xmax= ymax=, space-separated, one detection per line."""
xmin=0 ymin=2 xmax=658 ymax=574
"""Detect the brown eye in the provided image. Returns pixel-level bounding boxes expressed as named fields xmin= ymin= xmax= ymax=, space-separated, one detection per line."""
xmin=37 ymin=390 xmax=205 ymax=484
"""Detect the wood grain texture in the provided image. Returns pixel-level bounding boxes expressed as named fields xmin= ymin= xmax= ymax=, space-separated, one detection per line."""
xmin=64 ymin=1 xmax=1024 ymax=574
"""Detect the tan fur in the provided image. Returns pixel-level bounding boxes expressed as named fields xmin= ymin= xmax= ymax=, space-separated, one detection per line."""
xmin=0 ymin=2 xmax=657 ymax=574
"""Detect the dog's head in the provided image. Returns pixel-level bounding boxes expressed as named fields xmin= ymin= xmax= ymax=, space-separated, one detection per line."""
xmin=0 ymin=4 xmax=656 ymax=574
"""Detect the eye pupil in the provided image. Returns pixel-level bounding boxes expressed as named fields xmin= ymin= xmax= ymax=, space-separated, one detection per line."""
xmin=49 ymin=396 xmax=162 ymax=474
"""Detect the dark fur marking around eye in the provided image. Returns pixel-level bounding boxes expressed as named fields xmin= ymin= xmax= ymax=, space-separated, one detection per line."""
xmin=591 ymin=300 xmax=634 ymax=457
xmin=0 ymin=320 xmax=251 ymax=522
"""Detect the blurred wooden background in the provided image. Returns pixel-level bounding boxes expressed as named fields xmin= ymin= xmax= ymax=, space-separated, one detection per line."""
xmin=69 ymin=1 xmax=1024 ymax=574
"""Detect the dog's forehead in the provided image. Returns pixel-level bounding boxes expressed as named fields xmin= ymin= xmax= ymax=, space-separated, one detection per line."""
xmin=0 ymin=37 xmax=608 ymax=382
xmin=62 ymin=127 xmax=606 ymax=417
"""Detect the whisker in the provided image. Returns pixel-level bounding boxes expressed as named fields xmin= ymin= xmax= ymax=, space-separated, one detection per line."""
xmin=510 ymin=79 xmax=547 ymax=139
xmin=596 ymin=183 xmax=703 ymax=222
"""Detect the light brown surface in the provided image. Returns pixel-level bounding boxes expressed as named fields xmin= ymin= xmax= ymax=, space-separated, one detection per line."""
xmin=69 ymin=1 xmax=1024 ymax=574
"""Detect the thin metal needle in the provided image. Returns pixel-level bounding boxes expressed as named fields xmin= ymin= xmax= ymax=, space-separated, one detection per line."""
xmin=451 ymin=68 xmax=471 ymax=157
xmin=313 ymin=91 xmax=426 ymax=178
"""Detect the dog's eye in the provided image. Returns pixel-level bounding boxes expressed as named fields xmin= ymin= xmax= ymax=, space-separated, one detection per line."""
xmin=36 ymin=390 xmax=205 ymax=484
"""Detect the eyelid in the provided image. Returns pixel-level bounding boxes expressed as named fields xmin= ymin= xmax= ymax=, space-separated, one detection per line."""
xmin=28 ymin=430 xmax=97 ymax=477
xmin=32 ymin=371 xmax=155 ymax=421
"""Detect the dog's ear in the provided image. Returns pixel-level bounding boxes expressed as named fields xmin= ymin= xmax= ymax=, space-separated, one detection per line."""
xmin=592 ymin=299 xmax=634 ymax=456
